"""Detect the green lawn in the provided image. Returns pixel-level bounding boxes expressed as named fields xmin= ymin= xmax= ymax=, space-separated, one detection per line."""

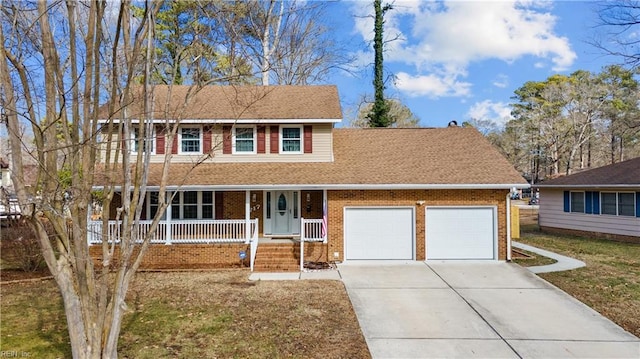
xmin=516 ymin=226 xmax=640 ymax=338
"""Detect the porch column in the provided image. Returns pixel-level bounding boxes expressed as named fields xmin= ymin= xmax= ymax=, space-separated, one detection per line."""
xmin=245 ymin=190 xmax=250 ymax=242
xmin=322 ymin=189 xmax=328 ymax=243
xmin=165 ymin=196 xmax=172 ymax=245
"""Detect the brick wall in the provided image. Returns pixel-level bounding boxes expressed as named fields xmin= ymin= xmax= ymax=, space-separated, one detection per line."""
xmin=89 ymin=243 xmax=251 ymax=269
xmin=326 ymin=189 xmax=509 ymax=261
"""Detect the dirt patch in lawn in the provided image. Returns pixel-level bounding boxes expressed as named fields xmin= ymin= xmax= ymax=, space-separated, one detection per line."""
xmin=517 ymin=228 xmax=640 ymax=338
xmin=1 ymin=270 xmax=370 ymax=358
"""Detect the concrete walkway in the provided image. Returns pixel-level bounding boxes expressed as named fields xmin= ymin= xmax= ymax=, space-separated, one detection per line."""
xmin=512 ymin=241 xmax=586 ymax=273
xmin=339 ymin=261 xmax=639 ymax=359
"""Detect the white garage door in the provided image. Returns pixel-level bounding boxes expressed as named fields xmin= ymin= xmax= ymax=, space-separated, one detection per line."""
xmin=345 ymin=207 xmax=414 ymax=260
xmin=426 ymin=207 xmax=496 ymax=260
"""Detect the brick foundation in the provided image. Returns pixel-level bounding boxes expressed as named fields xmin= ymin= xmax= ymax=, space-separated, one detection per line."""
xmin=89 ymin=243 xmax=251 ymax=270
xmin=540 ymin=226 xmax=640 ymax=244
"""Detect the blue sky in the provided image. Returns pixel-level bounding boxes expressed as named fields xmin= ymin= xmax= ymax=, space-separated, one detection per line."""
xmin=327 ymin=1 xmax=616 ymax=128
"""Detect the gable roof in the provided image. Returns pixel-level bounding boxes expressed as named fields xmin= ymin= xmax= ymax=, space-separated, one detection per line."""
xmin=537 ymin=156 xmax=640 ymax=188
xmin=95 ymin=127 xmax=528 ymax=189
xmin=97 ymin=85 xmax=342 ymax=122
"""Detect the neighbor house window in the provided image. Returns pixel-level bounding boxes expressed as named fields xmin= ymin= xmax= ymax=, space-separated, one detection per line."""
xmin=601 ymin=192 xmax=617 ymax=215
xmin=280 ymin=126 xmax=302 ymax=153
xmin=600 ymin=192 xmax=635 ymax=216
xmin=618 ymin=193 xmax=635 ymax=216
xmin=179 ymin=127 xmax=201 ymax=154
xmin=132 ymin=126 xmax=155 ymax=154
xmin=570 ymin=191 xmax=584 ymax=213
xmin=233 ymin=126 xmax=256 ymax=154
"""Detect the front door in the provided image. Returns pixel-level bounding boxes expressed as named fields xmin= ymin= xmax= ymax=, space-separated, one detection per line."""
xmin=271 ymin=190 xmax=299 ymax=235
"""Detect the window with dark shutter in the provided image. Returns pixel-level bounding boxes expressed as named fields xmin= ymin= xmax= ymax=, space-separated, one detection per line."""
xmin=222 ymin=126 xmax=232 ymax=154
xmin=270 ymin=126 xmax=279 ymax=154
xmin=304 ymin=125 xmax=312 ymax=153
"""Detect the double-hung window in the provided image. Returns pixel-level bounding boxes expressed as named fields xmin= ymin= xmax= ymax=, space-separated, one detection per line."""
xmin=233 ymin=126 xmax=256 ymax=154
xmin=179 ymin=127 xmax=201 ymax=154
xmin=168 ymin=191 xmax=215 ymax=219
xmin=601 ymin=192 xmax=617 ymax=215
xmin=281 ymin=126 xmax=302 ymax=153
xmin=618 ymin=193 xmax=635 ymax=216
xmin=570 ymin=191 xmax=585 ymax=213
xmin=132 ymin=126 xmax=155 ymax=154
xmin=601 ymin=192 xmax=635 ymax=216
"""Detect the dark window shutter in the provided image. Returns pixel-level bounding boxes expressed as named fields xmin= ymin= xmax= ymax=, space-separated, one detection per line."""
xmin=592 ymin=191 xmax=600 ymax=215
xmin=636 ymin=192 xmax=640 ymax=217
xmin=563 ymin=191 xmax=570 ymax=212
xmin=203 ymin=126 xmax=212 ymax=153
xmin=270 ymin=126 xmax=279 ymax=154
xmin=222 ymin=126 xmax=232 ymax=154
xmin=156 ymin=126 xmax=165 ymax=155
xmin=171 ymin=131 xmax=178 ymax=154
xmin=585 ymin=191 xmax=593 ymax=214
xmin=303 ymin=125 xmax=312 ymax=154
xmin=257 ymin=126 xmax=266 ymax=154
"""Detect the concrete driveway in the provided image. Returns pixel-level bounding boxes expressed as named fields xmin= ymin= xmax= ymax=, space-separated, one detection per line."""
xmin=339 ymin=261 xmax=640 ymax=358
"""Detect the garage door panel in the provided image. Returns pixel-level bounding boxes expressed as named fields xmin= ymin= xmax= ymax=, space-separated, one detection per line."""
xmin=345 ymin=207 xmax=414 ymax=260
xmin=426 ymin=207 xmax=495 ymax=260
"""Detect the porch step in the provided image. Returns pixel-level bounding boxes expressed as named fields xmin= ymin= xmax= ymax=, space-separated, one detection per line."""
xmin=253 ymin=243 xmax=301 ymax=272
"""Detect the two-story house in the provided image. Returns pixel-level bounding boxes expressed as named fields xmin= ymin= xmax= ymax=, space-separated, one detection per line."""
xmin=92 ymin=85 xmax=528 ymax=271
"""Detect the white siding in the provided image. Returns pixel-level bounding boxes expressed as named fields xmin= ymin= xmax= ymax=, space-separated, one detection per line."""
xmin=539 ymin=189 xmax=640 ymax=237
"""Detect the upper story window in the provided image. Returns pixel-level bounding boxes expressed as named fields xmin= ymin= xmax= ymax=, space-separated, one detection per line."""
xmin=132 ymin=126 xmax=155 ymax=154
xmin=570 ymin=191 xmax=584 ymax=213
xmin=233 ymin=126 xmax=256 ymax=154
xmin=281 ymin=126 xmax=302 ymax=153
xmin=179 ymin=127 xmax=201 ymax=154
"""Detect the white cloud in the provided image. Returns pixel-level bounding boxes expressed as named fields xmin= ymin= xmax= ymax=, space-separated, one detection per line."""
xmin=493 ymin=74 xmax=509 ymax=88
xmin=350 ymin=0 xmax=576 ymax=98
xmin=395 ymin=72 xmax=471 ymax=98
xmin=466 ymin=100 xmax=513 ymax=126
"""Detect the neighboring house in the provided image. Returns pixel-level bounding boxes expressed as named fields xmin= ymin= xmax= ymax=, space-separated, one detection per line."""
xmin=92 ymin=85 xmax=528 ymax=271
xmin=536 ymin=157 xmax=640 ymax=243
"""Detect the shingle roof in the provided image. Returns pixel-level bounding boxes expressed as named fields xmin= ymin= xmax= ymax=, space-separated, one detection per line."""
xmin=96 ymin=127 xmax=528 ymax=189
xmin=537 ymin=156 xmax=640 ymax=187
xmin=97 ymin=85 xmax=342 ymax=121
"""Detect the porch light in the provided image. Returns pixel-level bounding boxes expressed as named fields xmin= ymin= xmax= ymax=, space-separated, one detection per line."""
xmin=252 ymin=193 xmax=257 ymax=202
xmin=306 ymin=193 xmax=311 ymax=202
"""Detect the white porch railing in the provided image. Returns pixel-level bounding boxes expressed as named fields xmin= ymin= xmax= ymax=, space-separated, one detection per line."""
xmin=249 ymin=218 xmax=259 ymax=272
xmin=300 ymin=218 xmax=327 ymax=271
xmin=87 ymin=219 xmax=258 ymax=245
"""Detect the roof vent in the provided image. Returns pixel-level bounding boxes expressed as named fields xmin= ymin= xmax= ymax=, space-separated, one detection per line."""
xmin=447 ymin=120 xmax=458 ymax=127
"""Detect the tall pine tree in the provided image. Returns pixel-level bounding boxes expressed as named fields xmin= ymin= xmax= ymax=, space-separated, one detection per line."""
xmin=367 ymin=0 xmax=392 ymax=127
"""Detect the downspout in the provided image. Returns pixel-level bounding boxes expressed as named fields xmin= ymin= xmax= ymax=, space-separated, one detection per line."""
xmin=506 ymin=193 xmax=511 ymax=261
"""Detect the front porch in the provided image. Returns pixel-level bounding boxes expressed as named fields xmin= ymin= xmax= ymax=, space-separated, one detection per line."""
xmin=87 ymin=217 xmax=327 ymax=272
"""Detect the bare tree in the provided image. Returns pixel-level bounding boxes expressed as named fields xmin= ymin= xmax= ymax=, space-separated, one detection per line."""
xmin=234 ymin=0 xmax=350 ymax=85
xmin=349 ymin=97 xmax=420 ymax=128
xmin=592 ymin=0 xmax=640 ymax=67
xmin=0 ymin=1 xmax=217 ymax=357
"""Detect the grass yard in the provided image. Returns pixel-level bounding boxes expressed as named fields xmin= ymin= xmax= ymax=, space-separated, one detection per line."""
xmin=0 ymin=271 xmax=370 ymax=358
xmin=517 ymin=225 xmax=640 ymax=338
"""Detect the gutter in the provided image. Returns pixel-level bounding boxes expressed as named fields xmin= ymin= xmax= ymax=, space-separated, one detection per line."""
xmin=535 ymin=184 xmax=639 ymax=189
xmin=93 ymin=183 xmax=531 ymax=191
